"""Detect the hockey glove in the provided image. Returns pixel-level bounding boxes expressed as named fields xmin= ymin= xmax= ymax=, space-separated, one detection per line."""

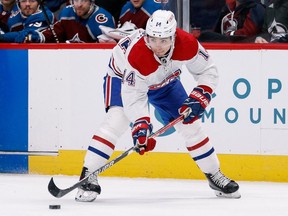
xmin=0 ymin=32 xmax=22 ymax=42
xmin=132 ymin=117 xmax=156 ymax=155
xmin=14 ymin=29 xmax=41 ymax=43
xmin=179 ymin=85 xmax=212 ymax=124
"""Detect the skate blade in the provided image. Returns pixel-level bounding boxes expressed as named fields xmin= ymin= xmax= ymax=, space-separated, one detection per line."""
xmin=215 ymin=190 xmax=241 ymax=199
xmin=75 ymin=195 xmax=97 ymax=202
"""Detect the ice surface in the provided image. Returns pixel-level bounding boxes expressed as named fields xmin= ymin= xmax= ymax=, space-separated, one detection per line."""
xmin=0 ymin=174 xmax=287 ymax=216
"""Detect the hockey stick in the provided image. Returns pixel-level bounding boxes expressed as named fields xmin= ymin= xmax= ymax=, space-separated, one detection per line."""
xmin=48 ymin=115 xmax=184 ymax=198
xmin=39 ymin=0 xmax=59 ymax=43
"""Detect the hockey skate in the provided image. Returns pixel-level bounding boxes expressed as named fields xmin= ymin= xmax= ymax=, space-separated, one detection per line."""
xmin=75 ymin=167 xmax=101 ymax=202
xmin=205 ymin=169 xmax=241 ymax=199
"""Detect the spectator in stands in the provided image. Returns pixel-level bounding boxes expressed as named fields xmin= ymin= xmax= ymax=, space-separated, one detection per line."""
xmin=16 ymin=0 xmax=116 ymax=43
xmin=0 ymin=0 xmax=55 ymax=42
xmin=199 ymin=0 xmax=265 ymax=43
xmin=118 ymin=0 xmax=162 ymax=29
xmin=255 ymin=0 xmax=288 ymax=43
xmin=0 ymin=0 xmax=18 ymax=33
xmin=66 ymin=0 xmax=128 ymax=23
xmin=97 ymin=0 xmax=162 ymax=43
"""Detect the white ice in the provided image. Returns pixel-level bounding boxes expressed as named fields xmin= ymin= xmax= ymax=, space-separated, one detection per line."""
xmin=0 ymin=174 xmax=288 ymax=216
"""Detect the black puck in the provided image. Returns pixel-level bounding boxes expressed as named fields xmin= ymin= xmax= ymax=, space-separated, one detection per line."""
xmin=49 ymin=204 xmax=61 ymax=209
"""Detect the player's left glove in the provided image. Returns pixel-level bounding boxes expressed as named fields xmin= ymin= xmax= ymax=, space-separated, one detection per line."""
xmin=179 ymin=85 xmax=212 ymax=124
xmin=132 ymin=117 xmax=156 ymax=155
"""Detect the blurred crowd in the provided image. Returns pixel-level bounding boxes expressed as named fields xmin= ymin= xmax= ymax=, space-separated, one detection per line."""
xmin=0 ymin=0 xmax=287 ymax=43
xmin=195 ymin=0 xmax=288 ymax=43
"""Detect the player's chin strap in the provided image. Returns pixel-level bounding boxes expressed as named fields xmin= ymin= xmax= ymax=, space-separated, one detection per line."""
xmin=47 ymin=115 xmax=184 ymax=198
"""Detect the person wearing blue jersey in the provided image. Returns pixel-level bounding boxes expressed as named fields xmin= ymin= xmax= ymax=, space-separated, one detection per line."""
xmin=19 ymin=0 xmax=116 ymax=43
xmin=0 ymin=0 xmax=55 ymax=42
xmin=119 ymin=0 xmax=162 ymax=29
xmin=97 ymin=0 xmax=164 ymax=43
xmin=0 ymin=0 xmax=18 ymax=33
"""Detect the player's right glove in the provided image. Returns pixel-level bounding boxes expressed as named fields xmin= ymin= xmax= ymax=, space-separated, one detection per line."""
xmin=132 ymin=117 xmax=156 ymax=155
xmin=179 ymin=85 xmax=212 ymax=124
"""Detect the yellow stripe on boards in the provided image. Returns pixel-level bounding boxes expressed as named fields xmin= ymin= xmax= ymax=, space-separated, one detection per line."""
xmin=29 ymin=150 xmax=288 ymax=182
xmin=28 ymin=150 xmax=86 ymax=175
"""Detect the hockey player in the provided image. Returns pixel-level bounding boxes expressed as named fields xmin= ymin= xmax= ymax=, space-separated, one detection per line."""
xmin=18 ymin=0 xmax=115 ymax=43
xmin=0 ymin=0 xmax=18 ymax=33
xmin=122 ymin=9 xmax=241 ymax=198
xmin=75 ymin=10 xmax=241 ymax=202
xmin=74 ymin=28 xmax=152 ymax=202
xmin=0 ymin=0 xmax=55 ymax=42
xmin=8 ymin=0 xmax=54 ymax=32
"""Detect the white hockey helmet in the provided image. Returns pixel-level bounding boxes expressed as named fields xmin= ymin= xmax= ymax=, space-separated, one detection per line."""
xmin=145 ymin=10 xmax=177 ymax=38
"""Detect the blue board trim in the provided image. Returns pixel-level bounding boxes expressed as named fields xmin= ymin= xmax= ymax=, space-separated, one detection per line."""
xmin=0 ymin=49 xmax=29 ymax=173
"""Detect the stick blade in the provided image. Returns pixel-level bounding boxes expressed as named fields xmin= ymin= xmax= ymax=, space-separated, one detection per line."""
xmin=48 ymin=177 xmax=81 ymax=198
xmin=48 ymin=177 xmax=62 ymax=198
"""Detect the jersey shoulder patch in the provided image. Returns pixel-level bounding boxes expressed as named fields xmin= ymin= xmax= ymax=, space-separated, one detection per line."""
xmin=93 ymin=7 xmax=114 ymax=25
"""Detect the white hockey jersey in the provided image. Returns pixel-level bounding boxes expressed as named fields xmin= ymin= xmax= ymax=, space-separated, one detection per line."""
xmin=107 ymin=29 xmax=145 ymax=78
xmin=119 ymin=28 xmax=219 ymax=123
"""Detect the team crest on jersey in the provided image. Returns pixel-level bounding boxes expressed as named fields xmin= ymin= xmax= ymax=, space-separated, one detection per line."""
xmin=67 ymin=33 xmax=85 ymax=43
xmin=95 ymin=13 xmax=108 ymax=23
xmin=268 ymin=19 xmax=288 ymax=35
xmin=221 ymin=13 xmax=238 ymax=34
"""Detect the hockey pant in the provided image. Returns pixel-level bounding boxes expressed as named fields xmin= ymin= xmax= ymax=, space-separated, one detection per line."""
xmin=148 ymin=79 xmax=220 ymax=174
xmin=83 ymin=106 xmax=130 ymax=171
xmin=175 ymin=120 xmax=220 ymax=174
